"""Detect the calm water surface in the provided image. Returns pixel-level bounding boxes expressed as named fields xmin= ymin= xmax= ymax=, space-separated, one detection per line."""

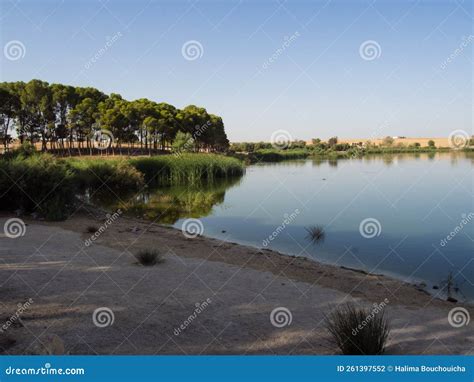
xmin=103 ymin=152 xmax=474 ymax=301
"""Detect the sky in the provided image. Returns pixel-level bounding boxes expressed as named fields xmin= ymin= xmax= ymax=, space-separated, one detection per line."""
xmin=0 ymin=0 xmax=472 ymax=142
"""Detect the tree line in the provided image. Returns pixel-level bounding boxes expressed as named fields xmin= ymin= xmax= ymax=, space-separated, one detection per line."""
xmin=0 ymin=79 xmax=229 ymax=154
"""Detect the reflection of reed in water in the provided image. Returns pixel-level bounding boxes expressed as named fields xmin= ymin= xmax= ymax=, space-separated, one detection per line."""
xmin=437 ymin=271 xmax=466 ymax=302
xmin=108 ymin=177 xmax=243 ymax=224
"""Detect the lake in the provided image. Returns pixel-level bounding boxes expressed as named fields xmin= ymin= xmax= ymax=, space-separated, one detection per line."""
xmin=102 ymin=152 xmax=474 ymax=301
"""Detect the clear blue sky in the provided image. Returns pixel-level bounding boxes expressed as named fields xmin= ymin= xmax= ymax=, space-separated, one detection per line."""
xmin=0 ymin=0 xmax=472 ymax=142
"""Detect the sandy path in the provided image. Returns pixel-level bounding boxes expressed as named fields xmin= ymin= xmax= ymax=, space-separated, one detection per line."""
xmin=0 ymin=215 xmax=472 ymax=355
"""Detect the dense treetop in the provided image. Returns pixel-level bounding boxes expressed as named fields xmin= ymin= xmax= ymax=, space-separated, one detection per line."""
xmin=0 ymin=79 xmax=229 ymax=152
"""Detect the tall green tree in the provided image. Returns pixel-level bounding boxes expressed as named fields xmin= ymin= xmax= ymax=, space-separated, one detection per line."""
xmin=18 ymin=80 xmax=54 ymax=150
xmin=0 ymin=84 xmax=20 ymax=151
xmin=0 ymin=79 xmax=230 ymax=154
xmin=51 ymin=83 xmax=76 ymax=149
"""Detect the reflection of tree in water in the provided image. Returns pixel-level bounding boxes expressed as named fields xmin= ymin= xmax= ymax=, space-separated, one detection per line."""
xmin=381 ymin=154 xmax=394 ymax=165
xmin=100 ymin=177 xmax=242 ymax=224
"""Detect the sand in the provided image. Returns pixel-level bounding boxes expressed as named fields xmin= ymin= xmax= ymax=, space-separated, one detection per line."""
xmin=306 ymin=137 xmax=452 ymax=147
xmin=0 ymin=212 xmax=472 ymax=355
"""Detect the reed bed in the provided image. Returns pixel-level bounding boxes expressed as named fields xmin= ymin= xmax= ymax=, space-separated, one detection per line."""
xmin=0 ymin=152 xmax=244 ymax=220
xmin=67 ymin=157 xmax=144 ymax=191
xmin=130 ymin=154 xmax=244 ymax=186
xmin=249 ymin=149 xmax=309 ymax=162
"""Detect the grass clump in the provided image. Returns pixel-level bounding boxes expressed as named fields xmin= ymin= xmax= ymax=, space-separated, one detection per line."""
xmin=324 ymin=302 xmax=390 ymax=355
xmin=135 ymin=249 xmax=164 ymax=266
xmin=86 ymin=225 xmax=99 ymax=233
xmin=305 ymin=225 xmax=325 ymax=244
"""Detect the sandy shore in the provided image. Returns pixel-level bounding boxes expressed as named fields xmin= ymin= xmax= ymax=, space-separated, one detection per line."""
xmin=0 ymin=211 xmax=472 ymax=355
